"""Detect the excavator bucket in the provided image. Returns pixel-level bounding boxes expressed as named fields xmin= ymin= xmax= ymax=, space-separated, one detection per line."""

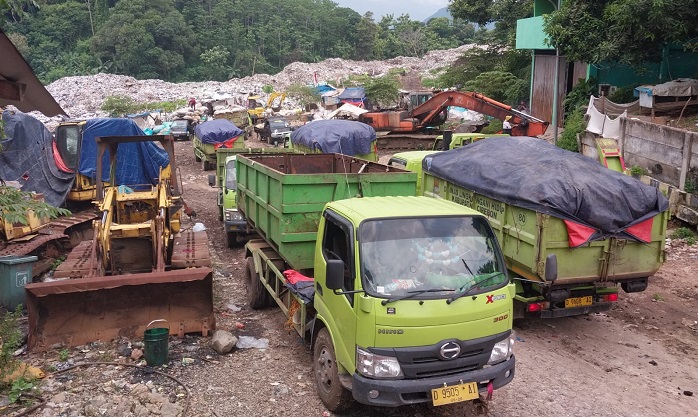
xmin=25 ymin=267 xmax=215 ymax=351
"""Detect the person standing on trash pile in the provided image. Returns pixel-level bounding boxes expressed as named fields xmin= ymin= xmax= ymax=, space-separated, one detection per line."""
xmin=503 ymin=115 xmax=513 ymax=135
xmin=188 ymin=97 xmax=196 ymax=110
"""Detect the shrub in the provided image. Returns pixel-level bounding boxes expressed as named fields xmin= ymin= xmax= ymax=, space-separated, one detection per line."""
xmin=557 ymin=109 xmax=584 ymax=152
xmin=0 ymin=307 xmax=23 ymax=389
xmin=629 ymin=165 xmax=647 ymax=177
xmin=102 ymin=95 xmax=136 ymax=117
xmin=670 ymin=227 xmax=696 ymax=240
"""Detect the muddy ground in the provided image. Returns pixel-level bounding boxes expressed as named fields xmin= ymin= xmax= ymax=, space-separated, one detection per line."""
xmin=6 ymin=136 xmax=698 ymax=417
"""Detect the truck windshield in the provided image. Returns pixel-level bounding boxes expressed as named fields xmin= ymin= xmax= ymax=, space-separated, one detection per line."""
xmin=269 ymin=119 xmax=289 ymax=130
xmin=225 ymin=159 xmax=237 ymax=190
xmin=172 ymin=120 xmax=188 ymax=130
xmin=359 ymin=216 xmax=507 ymax=299
xmin=55 ymin=125 xmax=80 ymax=171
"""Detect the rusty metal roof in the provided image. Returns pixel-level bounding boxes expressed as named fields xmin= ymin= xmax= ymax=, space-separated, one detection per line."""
xmin=0 ymin=28 xmax=66 ymax=117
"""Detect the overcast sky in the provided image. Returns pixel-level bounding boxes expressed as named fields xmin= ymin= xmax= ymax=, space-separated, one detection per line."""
xmin=332 ymin=0 xmax=450 ymax=22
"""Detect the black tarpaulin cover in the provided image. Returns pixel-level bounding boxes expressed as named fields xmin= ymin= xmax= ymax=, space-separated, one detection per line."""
xmin=0 ymin=111 xmax=74 ymax=206
xmin=290 ymin=119 xmax=376 ymax=156
xmin=194 ymin=119 xmax=244 ymax=144
xmin=423 ymin=136 xmax=668 ymax=246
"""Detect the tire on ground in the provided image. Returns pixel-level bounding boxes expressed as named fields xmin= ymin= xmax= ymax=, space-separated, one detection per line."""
xmin=313 ymin=328 xmax=353 ymax=413
xmin=245 ymin=257 xmax=271 ymax=309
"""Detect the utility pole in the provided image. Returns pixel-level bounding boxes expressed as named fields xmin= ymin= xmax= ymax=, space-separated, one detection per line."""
xmin=551 ymin=0 xmax=562 ymax=144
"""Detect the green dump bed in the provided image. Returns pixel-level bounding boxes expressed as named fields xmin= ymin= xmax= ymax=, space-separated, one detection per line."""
xmin=214 ymin=147 xmax=293 ymax=187
xmin=236 ymin=153 xmax=417 ymax=270
xmin=421 ymin=137 xmax=668 ymax=287
xmin=423 ymin=175 xmax=667 ymax=285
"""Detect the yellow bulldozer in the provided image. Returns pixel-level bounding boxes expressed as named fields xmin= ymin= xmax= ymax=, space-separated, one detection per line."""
xmin=25 ymin=135 xmax=215 ymax=351
xmin=246 ymin=92 xmax=286 ymax=123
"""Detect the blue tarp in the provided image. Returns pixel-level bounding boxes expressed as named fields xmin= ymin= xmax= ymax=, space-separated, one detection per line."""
xmin=0 ymin=111 xmax=74 ymax=206
xmin=194 ymin=119 xmax=244 ymax=144
xmin=337 ymin=87 xmax=366 ymax=100
xmin=290 ymin=120 xmax=376 ymax=156
xmin=78 ymin=119 xmax=169 ymax=186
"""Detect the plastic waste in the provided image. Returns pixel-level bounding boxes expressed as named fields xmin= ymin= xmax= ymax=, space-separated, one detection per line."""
xmin=192 ymin=222 xmax=206 ymax=232
xmin=236 ymin=336 xmax=269 ymax=349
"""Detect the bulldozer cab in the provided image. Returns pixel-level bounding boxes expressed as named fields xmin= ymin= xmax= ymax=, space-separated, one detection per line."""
xmin=55 ymin=121 xmax=85 ymax=171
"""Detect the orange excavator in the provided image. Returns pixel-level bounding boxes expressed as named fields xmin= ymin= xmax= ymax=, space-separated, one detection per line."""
xmin=359 ymin=91 xmax=549 ymax=149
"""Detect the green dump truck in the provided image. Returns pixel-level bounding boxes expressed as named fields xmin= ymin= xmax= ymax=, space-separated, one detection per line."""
xmin=208 ymin=147 xmax=293 ymax=247
xmin=416 ymin=137 xmax=668 ymax=319
xmin=236 ymin=152 xmax=516 ymax=412
xmin=193 ymin=119 xmax=246 ymax=170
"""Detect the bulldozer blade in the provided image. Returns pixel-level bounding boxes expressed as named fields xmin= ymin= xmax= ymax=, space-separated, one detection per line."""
xmin=25 ymin=268 xmax=215 ymax=351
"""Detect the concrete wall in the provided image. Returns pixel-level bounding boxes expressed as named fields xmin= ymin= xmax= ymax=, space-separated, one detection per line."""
xmin=580 ymin=118 xmax=698 ymax=225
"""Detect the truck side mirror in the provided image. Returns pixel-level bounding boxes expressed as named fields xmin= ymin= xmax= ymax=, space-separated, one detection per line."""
xmin=545 ymin=254 xmax=558 ymax=282
xmin=326 ymin=259 xmax=344 ymax=290
xmin=208 ymin=173 xmax=216 ymax=187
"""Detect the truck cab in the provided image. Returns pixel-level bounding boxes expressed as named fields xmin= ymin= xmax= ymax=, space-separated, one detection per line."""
xmin=313 ymin=197 xmax=516 ymax=409
xmin=218 ymin=154 xmax=248 ymax=247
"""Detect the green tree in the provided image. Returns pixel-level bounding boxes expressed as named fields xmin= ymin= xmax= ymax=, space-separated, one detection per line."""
xmin=449 ymin=0 xmax=533 ymax=45
xmin=354 ymin=12 xmax=377 ymax=60
xmin=544 ymin=0 xmax=698 ymax=67
xmin=91 ymin=0 xmax=196 ymax=80
xmin=200 ymin=46 xmax=231 ymax=81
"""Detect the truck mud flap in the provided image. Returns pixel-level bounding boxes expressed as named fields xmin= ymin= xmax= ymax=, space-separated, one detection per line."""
xmin=25 ymin=267 xmax=215 ymax=351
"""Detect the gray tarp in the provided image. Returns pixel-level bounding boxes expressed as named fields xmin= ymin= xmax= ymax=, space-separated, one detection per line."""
xmin=651 ymin=78 xmax=698 ymax=97
xmin=0 ymin=111 xmax=74 ymax=206
xmin=290 ymin=119 xmax=376 ymax=156
xmin=423 ymin=136 xmax=668 ymax=243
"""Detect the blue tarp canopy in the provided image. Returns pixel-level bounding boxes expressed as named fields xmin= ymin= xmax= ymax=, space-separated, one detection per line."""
xmin=194 ymin=119 xmax=244 ymax=144
xmin=0 ymin=110 xmax=74 ymax=206
xmin=78 ymin=119 xmax=169 ymax=186
xmin=337 ymin=87 xmax=366 ymax=100
xmin=290 ymin=120 xmax=376 ymax=156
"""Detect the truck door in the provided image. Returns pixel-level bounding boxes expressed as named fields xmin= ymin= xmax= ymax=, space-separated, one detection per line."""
xmin=321 ymin=212 xmax=358 ymax=370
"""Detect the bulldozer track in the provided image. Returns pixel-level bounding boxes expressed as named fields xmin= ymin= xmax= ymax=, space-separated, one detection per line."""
xmin=1 ymin=210 xmax=98 ymax=276
xmin=171 ymin=231 xmax=211 ymax=268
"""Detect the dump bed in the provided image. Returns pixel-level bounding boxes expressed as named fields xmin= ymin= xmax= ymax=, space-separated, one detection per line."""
xmin=422 ymin=137 xmax=668 ymax=285
xmin=236 ymin=153 xmax=417 ymax=269
xmin=214 ymin=147 xmax=293 ymax=187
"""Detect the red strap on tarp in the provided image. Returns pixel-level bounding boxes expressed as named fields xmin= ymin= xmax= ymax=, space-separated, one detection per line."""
xmin=283 ymin=270 xmax=314 ymax=284
xmin=624 ymin=217 xmax=654 ymax=243
xmin=213 ymin=135 xmax=243 ymax=150
xmin=52 ymin=140 xmax=73 ymax=173
xmin=563 ymin=220 xmax=597 ymax=247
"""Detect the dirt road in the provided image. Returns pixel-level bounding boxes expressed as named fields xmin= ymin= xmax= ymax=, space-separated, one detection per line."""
xmin=173 ymin=138 xmax=697 ymax=417
xmin=8 ymin=138 xmax=696 ymax=417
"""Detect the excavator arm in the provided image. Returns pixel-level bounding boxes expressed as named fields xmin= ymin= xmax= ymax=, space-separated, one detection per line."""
xmin=411 ymin=91 xmax=549 ymax=137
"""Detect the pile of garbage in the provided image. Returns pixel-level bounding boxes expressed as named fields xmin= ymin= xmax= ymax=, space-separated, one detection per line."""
xmin=33 ymin=44 xmax=478 ymax=126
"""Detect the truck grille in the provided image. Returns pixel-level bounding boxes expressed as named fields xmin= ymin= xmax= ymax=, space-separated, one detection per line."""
xmin=371 ymin=331 xmax=510 ymax=379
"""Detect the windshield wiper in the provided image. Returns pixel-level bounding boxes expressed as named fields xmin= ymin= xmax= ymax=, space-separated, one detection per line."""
xmin=446 ymin=271 xmax=507 ymax=304
xmin=381 ymin=288 xmax=455 ymax=305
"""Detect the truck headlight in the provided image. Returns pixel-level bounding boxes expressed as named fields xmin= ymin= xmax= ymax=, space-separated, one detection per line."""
xmin=487 ymin=332 xmax=515 ymax=365
xmin=224 ymin=209 xmax=244 ymax=222
xmin=356 ymin=347 xmax=403 ymax=378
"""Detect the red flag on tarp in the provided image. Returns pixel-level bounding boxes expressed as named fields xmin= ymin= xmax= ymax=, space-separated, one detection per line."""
xmin=563 ymin=220 xmax=597 ymax=247
xmin=213 ymin=135 xmax=243 ymax=150
xmin=624 ymin=217 xmax=654 ymax=243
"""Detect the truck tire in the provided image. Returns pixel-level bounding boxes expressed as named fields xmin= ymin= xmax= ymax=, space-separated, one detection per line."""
xmin=226 ymin=232 xmax=236 ymax=248
xmin=313 ymin=328 xmax=353 ymax=413
xmin=245 ymin=257 xmax=271 ymax=309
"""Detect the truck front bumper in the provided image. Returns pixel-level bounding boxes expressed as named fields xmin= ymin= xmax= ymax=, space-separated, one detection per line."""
xmin=351 ymin=355 xmax=515 ymax=407
xmin=225 ymin=220 xmax=248 ymax=233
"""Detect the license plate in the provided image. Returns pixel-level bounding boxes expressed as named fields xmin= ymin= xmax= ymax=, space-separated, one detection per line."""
xmin=431 ymin=382 xmax=479 ymax=406
xmin=565 ymin=295 xmax=593 ymax=308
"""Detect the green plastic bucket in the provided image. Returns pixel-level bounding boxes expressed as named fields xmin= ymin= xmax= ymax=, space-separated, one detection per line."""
xmin=144 ymin=320 xmax=169 ymax=366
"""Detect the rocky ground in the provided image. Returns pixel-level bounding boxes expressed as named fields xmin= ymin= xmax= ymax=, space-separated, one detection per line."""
xmin=2 ymin=134 xmax=697 ymax=417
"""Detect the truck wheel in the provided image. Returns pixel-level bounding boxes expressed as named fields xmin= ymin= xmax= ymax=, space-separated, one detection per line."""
xmin=314 ymin=328 xmax=353 ymax=413
xmin=245 ymin=257 xmax=271 ymax=309
xmin=226 ymin=232 xmax=236 ymax=248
